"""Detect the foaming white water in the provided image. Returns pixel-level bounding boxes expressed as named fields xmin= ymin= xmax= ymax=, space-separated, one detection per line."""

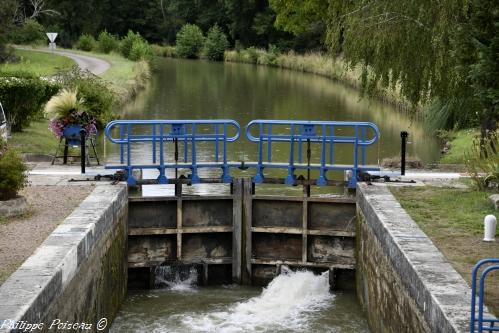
xmin=181 ymin=267 xmax=333 ymax=332
xmin=154 ymin=266 xmax=198 ymax=292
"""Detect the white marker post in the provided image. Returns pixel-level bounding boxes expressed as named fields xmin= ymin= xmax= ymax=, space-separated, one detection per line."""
xmin=484 ymin=215 xmax=497 ymax=242
xmin=46 ymin=32 xmax=58 ymax=52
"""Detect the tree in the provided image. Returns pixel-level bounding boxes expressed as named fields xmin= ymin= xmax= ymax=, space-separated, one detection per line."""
xmin=464 ymin=0 xmax=499 ymax=137
xmin=204 ymin=24 xmax=229 ymax=61
xmin=176 ymin=24 xmax=204 ymax=58
xmin=0 ymin=0 xmax=19 ymax=61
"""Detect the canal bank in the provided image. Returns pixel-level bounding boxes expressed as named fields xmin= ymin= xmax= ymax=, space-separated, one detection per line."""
xmin=0 ymin=174 xmax=490 ymax=332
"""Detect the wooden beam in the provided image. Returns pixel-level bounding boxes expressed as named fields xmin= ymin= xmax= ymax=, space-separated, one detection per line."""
xmin=232 ymin=178 xmax=243 ymax=284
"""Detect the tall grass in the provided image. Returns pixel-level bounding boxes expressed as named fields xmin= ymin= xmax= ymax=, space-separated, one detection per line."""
xmin=225 ymin=49 xmax=412 ymax=111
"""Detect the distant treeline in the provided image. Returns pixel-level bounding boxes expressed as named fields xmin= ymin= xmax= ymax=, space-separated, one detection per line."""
xmin=37 ymin=0 xmax=324 ymax=52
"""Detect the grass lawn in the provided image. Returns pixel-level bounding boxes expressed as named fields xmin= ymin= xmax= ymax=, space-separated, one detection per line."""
xmin=8 ymin=119 xmax=59 ymax=155
xmin=391 ymin=186 xmax=499 ymax=315
xmin=55 ymin=48 xmax=138 ymax=96
xmin=0 ymin=49 xmax=75 ymax=76
xmin=440 ymin=129 xmax=478 ymax=164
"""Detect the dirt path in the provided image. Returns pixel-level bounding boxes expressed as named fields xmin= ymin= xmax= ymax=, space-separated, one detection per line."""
xmin=51 ymin=50 xmax=110 ymax=75
xmin=0 ymin=185 xmax=94 ymax=285
xmin=15 ymin=47 xmax=111 ymax=75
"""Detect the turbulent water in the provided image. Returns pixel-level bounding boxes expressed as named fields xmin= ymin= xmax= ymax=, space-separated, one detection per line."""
xmin=111 ymin=267 xmax=370 ymax=333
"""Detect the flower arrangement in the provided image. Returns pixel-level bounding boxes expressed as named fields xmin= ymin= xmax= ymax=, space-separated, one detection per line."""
xmin=44 ymin=88 xmax=97 ymax=138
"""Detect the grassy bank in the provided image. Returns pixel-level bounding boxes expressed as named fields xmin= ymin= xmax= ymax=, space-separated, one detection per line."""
xmin=0 ymin=49 xmax=75 ymax=76
xmin=226 ymin=49 xmax=413 ymax=111
xmin=391 ymin=186 xmax=499 ymax=315
xmin=62 ymin=48 xmax=151 ymax=104
xmin=8 ymin=119 xmax=57 ymax=154
xmin=440 ymin=129 xmax=479 ymax=164
xmin=5 ymin=47 xmax=150 ymax=156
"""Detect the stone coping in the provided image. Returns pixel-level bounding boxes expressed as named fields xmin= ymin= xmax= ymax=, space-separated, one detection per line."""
xmin=0 ymin=184 xmax=127 ymax=330
xmin=357 ymin=183 xmax=496 ymax=333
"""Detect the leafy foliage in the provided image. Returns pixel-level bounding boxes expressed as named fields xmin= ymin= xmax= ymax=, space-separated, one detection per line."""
xmin=176 ymin=24 xmax=204 ymax=59
xmin=120 ymin=30 xmax=143 ymax=59
xmin=0 ymin=139 xmax=28 ymax=201
xmin=75 ymin=34 xmax=96 ymax=51
xmin=97 ymin=30 xmax=120 ymax=54
xmin=128 ymin=38 xmax=153 ymax=61
xmin=8 ymin=19 xmax=46 ymax=45
xmin=0 ymin=72 xmax=60 ymax=131
xmin=204 ymin=24 xmax=229 ymax=61
xmin=464 ymin=132 xmax=499 ymax=190
xmin=57 ymin=67 xmax=115 ymax=126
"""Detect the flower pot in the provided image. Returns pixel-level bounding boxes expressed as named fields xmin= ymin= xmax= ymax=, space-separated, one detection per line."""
xmin=63 ymin=125 xmax=84 ymax=145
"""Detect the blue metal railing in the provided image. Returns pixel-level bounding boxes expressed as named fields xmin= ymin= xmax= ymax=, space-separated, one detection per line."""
xmin=104 ymin=120 xmax=241 ymax=185
xmin=470 ymin=258 xmax=499 ymax=333
xmin=245 ymin=120 xmax=380 ymax=188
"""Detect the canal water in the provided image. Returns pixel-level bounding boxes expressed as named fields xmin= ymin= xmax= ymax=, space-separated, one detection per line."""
xmin=111 ymin=267 xmax=370 ymax=333
xmin=108 ymin=58 xmax=436 ymax=331
xmin=102 ymin=58 xmax=441 ymax=170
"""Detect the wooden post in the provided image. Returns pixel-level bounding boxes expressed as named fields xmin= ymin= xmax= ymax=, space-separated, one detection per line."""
xmin=176 ymin=197 xmax=182 ymax=260
xmin=242 ymin=177 xmax=253 ymax=284
xmin=232 ymin=178 xmax=243 ymax=284
xmin=302 ymin=197 xmax=308 ymax=264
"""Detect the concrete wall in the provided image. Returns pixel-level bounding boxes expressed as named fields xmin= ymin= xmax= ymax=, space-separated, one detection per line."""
xmin=356 ymin=183 xmax=472 ymax=333
xmin=0 ymin=184 xmax=128 ymax=333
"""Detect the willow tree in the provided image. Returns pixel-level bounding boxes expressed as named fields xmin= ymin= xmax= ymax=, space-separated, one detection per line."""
xmin=271 ymin=0 xmax=497 ymax=135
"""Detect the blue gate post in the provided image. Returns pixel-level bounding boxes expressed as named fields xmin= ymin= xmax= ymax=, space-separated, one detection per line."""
xmin=254 ymin=122 xmax=265 ymax=183
xmin=221 ymin=122 xmax=232 ymax=183
xmin=157 ymin=124 xmax=167 ymax=184
xmin=317 ymin=124 xmax=328 ymax=186
xmin=285 ymin=124 xmax=296 ymax=185
xmin=470 ymin=258 xmax=499 ymax=333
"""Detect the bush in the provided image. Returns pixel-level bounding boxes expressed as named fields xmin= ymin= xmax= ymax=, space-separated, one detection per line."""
xmin=204 ymin=25 xmax=229 ymax=61
xmin=9 ymin=19 xmax=45 ymax=45
xmin=129 ymin=39 xmax=153 ymax=61
xmin=97 ymin=30 xmax=120 ymax=54
xmin=0 ymin=72 xmax=60 ymax=131
xmin=120 ymin=30 xmax=143 ymax=59
xmin=464 ymin=133 xmax=499 ymax=190
xmin=152 ymin=44 xmax=176 ymax=58
xmin=75 ymin=34 xmax=96 ymax=51
xmin=176 ymin=24 xmax=204 ymax=59
xmin=58 ymin=68 xmax=115 ymax=126
xmin=0 ymin=140 xmax=27 ymax=201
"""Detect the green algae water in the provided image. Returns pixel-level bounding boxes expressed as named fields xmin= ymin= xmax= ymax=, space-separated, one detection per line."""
xmin=103 ymin=58 xmax=441 ymax=167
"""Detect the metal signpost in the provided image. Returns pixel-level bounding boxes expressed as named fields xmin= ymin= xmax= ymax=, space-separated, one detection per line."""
xmin=46 ymin=32 xmax=58 ymax=52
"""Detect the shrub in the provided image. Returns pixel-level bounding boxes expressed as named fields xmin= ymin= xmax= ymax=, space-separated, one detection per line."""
xmin=120 ymin=30 xmax=143 ymax=59
xmin=176 ymin=24 xmax=204 ymax=59
xmin=44 ymin=88 xmax=97 ymax=138
xmin=204 ymin=25 xmax=229 ymax=61
xmin=58 ymin=68 xmax=115 ymax=126
xmin=129 ymin=39 xmax=153 ymax=61
xmin=0 ymin=140 xmax=27 ymax=201
xmin=0 ymin=72 xmax=60 ymax=131
xmin=75 ymin=34 xmax=96 ymax=51
xmin=152 ymin=44 xmax=176 ymax=58
xmin=245 ymin=47 xmax=260 ymax=64
xmin=464 ymin=132 xmax=499 ymax=190
xmin=97 ymin=30 xmax=119 ymax=54
xmin=9 ymin=19 xmax=45 ymax=45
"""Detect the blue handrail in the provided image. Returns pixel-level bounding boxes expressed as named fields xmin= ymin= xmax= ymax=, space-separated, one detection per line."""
xmin=104 ymin=120 xmax=241 ymax=185
xmin=470 ymin=258 xmax=499 ymax=333
xmin=245 ymin=120 xmax=380 ymax=188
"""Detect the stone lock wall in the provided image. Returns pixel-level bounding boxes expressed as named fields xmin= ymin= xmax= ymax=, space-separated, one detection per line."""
xmin=0 ymin=185 xmax=128 ymax=333
xmin=356 ymin=183 xmax=473 ymax=333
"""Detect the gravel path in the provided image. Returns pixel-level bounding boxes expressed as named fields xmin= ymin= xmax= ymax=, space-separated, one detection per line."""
xmin=51 ymin=50 xmax=110 ymax=75
xmin=0 ymin=185 xmax=94 ymax=285
xmin=15 ymin=47 xmax=111 ymax=75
